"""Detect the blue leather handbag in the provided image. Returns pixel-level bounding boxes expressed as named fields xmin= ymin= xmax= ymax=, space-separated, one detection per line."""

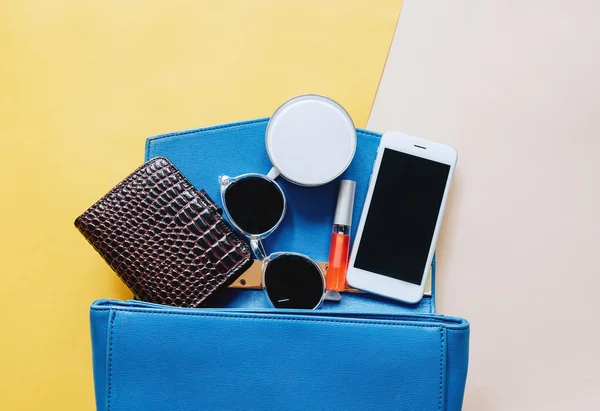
xmin=89 ymin=119 xmax=470 ymax=410
xmin=91 ymin=299 xmax=469 ymax=411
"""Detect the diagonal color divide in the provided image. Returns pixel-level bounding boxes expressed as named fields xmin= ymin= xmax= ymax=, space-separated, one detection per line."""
xmin=0 ymin=1 xmax=403 ymax=409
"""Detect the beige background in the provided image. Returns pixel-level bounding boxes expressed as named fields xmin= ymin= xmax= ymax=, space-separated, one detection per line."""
xmin=368 ymin=0 xmax=600 ymax=409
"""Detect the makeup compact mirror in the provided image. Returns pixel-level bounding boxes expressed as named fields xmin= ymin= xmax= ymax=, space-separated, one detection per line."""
xmin=265 ymin=95 xmax=357 ymax=186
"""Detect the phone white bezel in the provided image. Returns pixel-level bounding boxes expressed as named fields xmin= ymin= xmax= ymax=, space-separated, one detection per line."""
xmin=346 ymin=131 xmax=457 ymax=304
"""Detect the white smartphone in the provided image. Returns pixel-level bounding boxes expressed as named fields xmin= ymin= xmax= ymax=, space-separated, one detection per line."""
xmin=347 ymin=131 xmax=457 ymax=303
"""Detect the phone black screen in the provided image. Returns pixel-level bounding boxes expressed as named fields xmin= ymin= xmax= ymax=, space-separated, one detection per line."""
xmin=354 ymin=149 xmax=451 ymax=285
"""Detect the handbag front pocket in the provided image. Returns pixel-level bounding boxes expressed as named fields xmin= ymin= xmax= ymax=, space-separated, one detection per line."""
xmin=92 ymin=301 xmax=468 ymax=411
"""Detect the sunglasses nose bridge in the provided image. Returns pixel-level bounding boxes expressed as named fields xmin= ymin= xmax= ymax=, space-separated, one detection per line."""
xmin=250 ymin=239 xmax=268 ymax=262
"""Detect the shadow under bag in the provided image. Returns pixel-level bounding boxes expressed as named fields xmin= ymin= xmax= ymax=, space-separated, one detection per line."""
xmin=89 ymin=118 xmax=470 ymax=411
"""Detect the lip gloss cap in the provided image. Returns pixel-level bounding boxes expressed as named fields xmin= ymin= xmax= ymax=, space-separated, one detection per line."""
xmin=333 ymin=180 xmax=356 ymax=227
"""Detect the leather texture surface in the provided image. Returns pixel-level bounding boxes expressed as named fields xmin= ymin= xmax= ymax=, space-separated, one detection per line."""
xmin=75 ymin=157 xmax=252 ymax=307
xmin=90 ymin=299 xmax=470 ymax=411
xmin=145 ymin=118 xmax=436 ymax=313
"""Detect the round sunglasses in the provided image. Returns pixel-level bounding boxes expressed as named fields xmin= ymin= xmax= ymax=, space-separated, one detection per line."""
xmin=218 ymin=174 xmax=326 ymax=309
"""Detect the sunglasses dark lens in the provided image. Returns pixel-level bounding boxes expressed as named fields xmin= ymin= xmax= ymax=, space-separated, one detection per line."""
xmin=264 ymin=254 xmax=324 ymax=309
xmin=224 ymin=176 xmax=284 ymax=235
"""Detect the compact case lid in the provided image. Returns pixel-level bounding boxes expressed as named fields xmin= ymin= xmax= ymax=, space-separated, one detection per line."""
xmin=265 ymin=95 xmax=357 ymax=186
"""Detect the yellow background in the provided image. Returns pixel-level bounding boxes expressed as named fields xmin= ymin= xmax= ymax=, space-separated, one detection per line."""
xmin=0 ymin=1 xmax=401 ymax=409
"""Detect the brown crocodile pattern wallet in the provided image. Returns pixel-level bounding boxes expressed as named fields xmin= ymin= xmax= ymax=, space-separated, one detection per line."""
xmin=74 ymin=156 xmax=252 ymax=307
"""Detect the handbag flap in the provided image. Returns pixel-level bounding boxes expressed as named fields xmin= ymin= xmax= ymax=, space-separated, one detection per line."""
xmin=146 ymin=118 xmax=436 ymax=313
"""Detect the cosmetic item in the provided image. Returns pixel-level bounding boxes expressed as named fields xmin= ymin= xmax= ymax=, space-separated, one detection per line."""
xmin=265 ymin=94 xmax=356 ymax=186
xmin=326 ymin=180 xmax=356 ymax=294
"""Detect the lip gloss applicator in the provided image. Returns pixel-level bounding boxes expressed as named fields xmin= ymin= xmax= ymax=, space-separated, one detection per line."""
xmin=325 ymin=180 xmax=356 ymax=300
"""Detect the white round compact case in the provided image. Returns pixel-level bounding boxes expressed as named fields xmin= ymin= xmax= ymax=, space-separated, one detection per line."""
xmin=265 ymin=95 xmax=357 ymax=186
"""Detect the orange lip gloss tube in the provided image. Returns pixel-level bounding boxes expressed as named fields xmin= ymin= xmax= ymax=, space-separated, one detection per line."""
xmin=326 ymin=180 xmax=356 ymax=293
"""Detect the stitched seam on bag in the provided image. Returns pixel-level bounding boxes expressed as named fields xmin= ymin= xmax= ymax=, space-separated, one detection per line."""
xmin=439 ymin=328 xmax=444 ymax=410
xmin=145 ymin=118 xmax=382 ymax=160
xmin=357 ymin=129 xmax=382 ymax=138
xmin=147 ymin=118 xmax=270 ymax=143
xmin=145 ymin=118 xmax=269 ymax=159
xmin=103 ymin=310 xmax=447 ymax=410
xmin=107 ymin=311 xmax=116 ymax=411
xmin=90 ymin=306 xmax=470 ymax=330
xmin=96 ymin=309 xmax=446 ymax=329
xmin=144 ymin=135 xmax=152 ymax=162
xmin=302 ymin=310 xmax=463 ymax=325
xmin=147 ymin=118 xmax=381 ymax=143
